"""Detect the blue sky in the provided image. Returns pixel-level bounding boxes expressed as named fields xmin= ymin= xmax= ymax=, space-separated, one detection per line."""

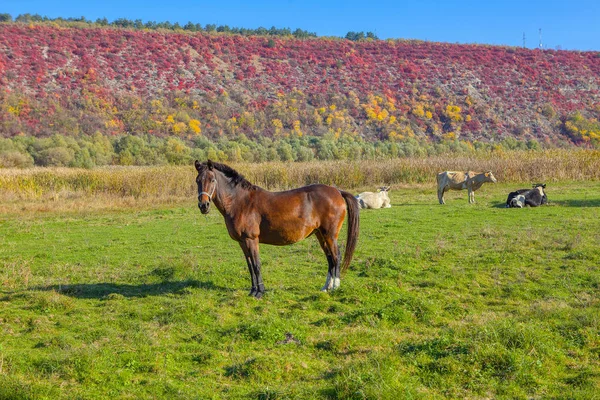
xmin=3 ymin=0 xmax=600 ymax=51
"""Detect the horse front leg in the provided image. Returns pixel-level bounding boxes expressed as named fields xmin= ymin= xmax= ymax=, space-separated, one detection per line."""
xmin=239 ymin=242 xmax=258 ymax=296
xmin=244 ymin=238 xmax=265 ymax=299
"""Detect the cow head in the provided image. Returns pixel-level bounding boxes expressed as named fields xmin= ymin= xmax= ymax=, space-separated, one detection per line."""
xmin=533 ymin=183 xmax=548 ymax=204
xmin=485 ymin=171 xmax=497 ymax=183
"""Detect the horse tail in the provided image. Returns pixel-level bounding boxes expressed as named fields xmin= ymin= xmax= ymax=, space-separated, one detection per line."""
xmin=340 ymin=190 xmax=359 ymax=274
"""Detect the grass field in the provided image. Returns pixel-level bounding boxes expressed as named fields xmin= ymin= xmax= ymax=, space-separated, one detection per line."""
xmin=1 ymin=179 xmax=599 ymax=399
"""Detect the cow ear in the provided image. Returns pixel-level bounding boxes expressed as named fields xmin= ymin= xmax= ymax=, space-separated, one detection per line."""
xmin=194 ymin=160 xmax=202 ymax=171
xmin=207 ymin=159 xmax=214 ymax=170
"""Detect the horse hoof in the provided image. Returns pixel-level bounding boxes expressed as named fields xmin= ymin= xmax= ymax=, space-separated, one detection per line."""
xmin=254 ymin=291 xmax=264 ymax=299
xmin=248 ymin=287 xmax=257 ymax=296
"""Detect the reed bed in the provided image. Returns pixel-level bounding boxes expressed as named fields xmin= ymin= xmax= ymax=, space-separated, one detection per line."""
xmin=1 ymin=150 xmax=598 ymax=209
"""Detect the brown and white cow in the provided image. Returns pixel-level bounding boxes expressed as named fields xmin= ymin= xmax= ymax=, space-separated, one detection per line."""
xmin=437 ymin=171 xmax=497 ymax=204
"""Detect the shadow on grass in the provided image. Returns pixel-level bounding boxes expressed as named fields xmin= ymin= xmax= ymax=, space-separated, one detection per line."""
xmin=492 ymin=199 xmax=600 ymax=208
xmin=552 ymin=199 xmax=600 ymax=207
xmin=389 ymin=203 xmax=437 ymax=207
xmin=34 ymin=280 xmax=228 ymax=299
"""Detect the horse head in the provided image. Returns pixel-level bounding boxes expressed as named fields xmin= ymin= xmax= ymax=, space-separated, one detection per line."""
xmin=195 ymin=159 xmax=218 ymax=214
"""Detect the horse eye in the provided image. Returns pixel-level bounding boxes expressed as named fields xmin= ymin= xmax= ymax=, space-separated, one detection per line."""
xmin=211 ymin=178 xmax=216 ymax=182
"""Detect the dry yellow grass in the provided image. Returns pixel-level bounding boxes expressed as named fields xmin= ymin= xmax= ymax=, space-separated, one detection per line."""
xmin=1 ymin=149 xmax=598 ymax=213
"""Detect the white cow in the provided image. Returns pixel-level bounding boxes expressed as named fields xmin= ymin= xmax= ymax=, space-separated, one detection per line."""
xmin=356 ymin=186 xmax=391 ymax=209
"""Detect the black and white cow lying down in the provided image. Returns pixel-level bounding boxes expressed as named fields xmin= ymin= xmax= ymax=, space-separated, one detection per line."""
xmin=506 ymin=184 xmax=548 ymax=208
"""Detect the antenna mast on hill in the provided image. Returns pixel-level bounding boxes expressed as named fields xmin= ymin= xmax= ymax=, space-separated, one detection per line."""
xmin=539 ymin=28 xmax=543 ymax=49
xmin=523 ymin=32 xmax=526 ymax=48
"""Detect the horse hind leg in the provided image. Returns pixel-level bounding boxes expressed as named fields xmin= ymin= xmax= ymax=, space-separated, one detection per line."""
xmin=316 ymin=230 xmax=341 ymax=291
xmin=332 ymin=244 xmax=341 ymax=289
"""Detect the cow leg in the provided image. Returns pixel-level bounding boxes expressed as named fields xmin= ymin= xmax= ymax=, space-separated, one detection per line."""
xmin=438 ymin=186 xmax=446 ymax=204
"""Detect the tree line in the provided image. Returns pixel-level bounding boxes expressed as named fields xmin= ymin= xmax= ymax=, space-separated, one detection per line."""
xmin=0 ymin=132 xmax=542 ymax=168
xmin=0 ymin=12 xmax=376 ymax=40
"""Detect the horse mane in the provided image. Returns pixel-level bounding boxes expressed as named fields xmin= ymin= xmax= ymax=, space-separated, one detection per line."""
xmin=201 ymin=161 xmax=257 ymax=191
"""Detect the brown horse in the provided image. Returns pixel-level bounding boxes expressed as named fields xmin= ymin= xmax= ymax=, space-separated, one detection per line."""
xmin=195 ymin=160 xmax=359 ymax=298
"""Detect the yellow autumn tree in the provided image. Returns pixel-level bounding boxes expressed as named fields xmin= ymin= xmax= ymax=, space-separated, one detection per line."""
xmin=292 ymin=120 xmax=303 ymax=136
xmin=271 ymin=119 xmax=284 ymax=136
xmin=172 ymin=122 xmax=188 ymax=136
xmin=412 ymin=104 xmax=425 ymax=118
xmin=444 ymin=105 xmax=463 ymax=122
xmin=189 ymin=119 xmax=202 ymax=135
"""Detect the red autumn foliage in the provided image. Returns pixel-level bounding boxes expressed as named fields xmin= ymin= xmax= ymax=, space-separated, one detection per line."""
xmin=0 ymin=23 xmax=599 ymax=143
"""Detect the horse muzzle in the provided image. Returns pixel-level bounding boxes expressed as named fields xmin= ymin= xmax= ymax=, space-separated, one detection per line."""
xmin=199 ymin=201 xmax=210 ymax=214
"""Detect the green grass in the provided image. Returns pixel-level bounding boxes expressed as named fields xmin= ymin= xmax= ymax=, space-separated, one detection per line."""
xmin=1 ymin=182 xmax=599 ymax=399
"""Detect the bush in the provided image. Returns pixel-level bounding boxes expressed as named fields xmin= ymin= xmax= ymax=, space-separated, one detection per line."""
xmin=37 ymin=147 xmax=74 ymax=166
xmin=0 ymin=150 xmax=34 ymax=168
xmin=163 ymin=137 xmax=192 ymax=165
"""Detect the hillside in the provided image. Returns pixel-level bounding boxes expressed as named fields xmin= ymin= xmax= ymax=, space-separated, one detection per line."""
xmin=1 ymin=23 xmax=599 ymax=149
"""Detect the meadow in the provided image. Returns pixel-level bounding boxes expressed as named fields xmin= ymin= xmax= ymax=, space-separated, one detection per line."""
xmin=0 ymin=157 xmax=599 ymax=399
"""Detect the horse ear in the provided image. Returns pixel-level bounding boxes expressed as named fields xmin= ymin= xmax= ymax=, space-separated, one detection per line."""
xmin=194 ymin=160 xmax=202 ymax=171
xmin=207 ymin=159 xmax=214 ymax=170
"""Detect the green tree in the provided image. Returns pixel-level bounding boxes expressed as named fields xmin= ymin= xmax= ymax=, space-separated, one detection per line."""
xmin=164 ymin=137 xmax=192 ymax=165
